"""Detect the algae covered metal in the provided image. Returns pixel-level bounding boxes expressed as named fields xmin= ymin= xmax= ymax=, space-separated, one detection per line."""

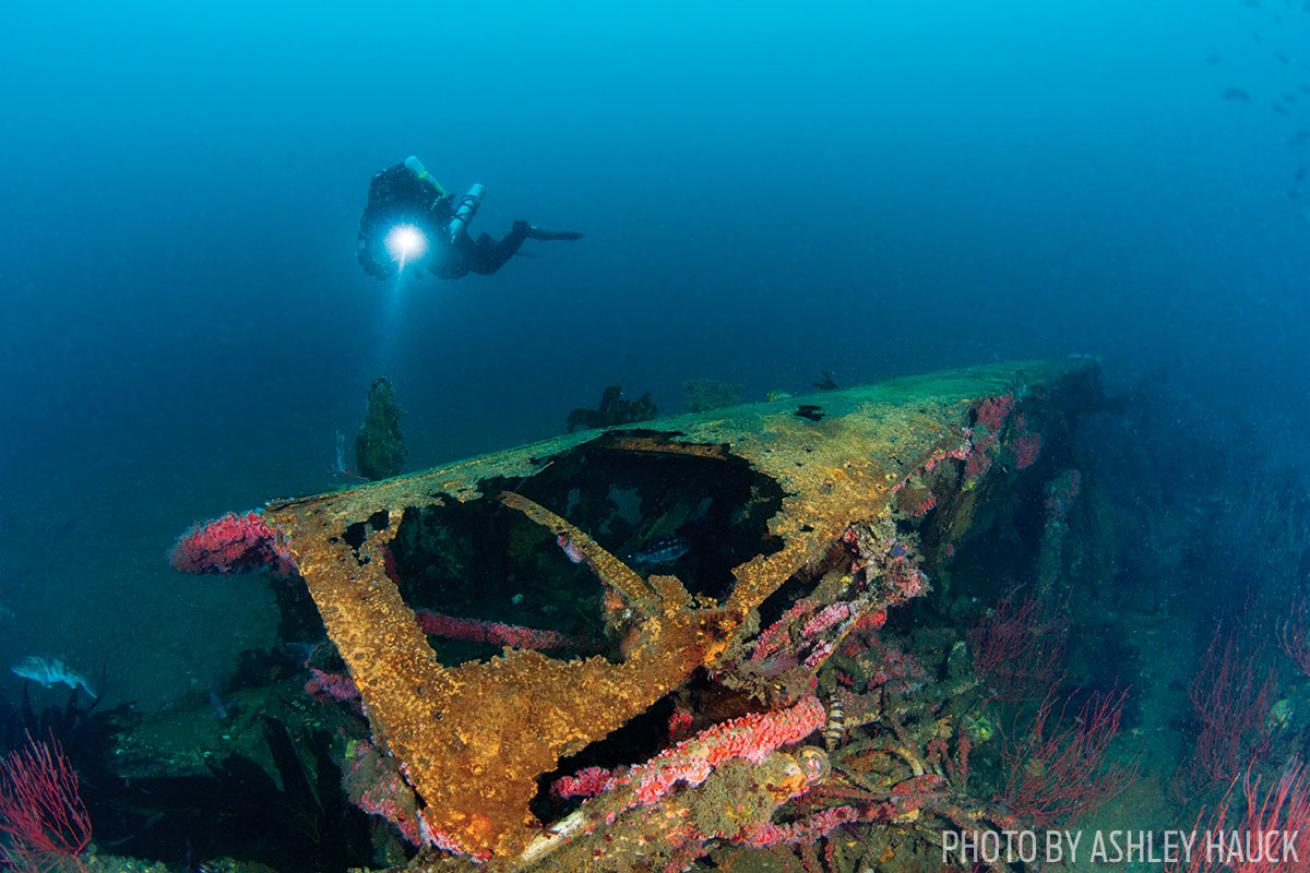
xmin=262 ymin=358 xmax=1100 ymax=863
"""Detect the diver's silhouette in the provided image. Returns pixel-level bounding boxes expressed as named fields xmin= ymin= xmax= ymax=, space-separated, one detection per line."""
xmin=356 ymin=156 xmax=582 ymax=281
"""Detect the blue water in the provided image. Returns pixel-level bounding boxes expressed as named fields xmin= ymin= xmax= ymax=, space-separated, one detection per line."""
xmin=1 ymin=0 xmax=1307 ymax=706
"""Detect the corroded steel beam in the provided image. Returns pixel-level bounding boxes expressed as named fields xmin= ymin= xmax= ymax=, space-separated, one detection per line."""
xmin=263 ymin=358 xmax=1098 ymax=859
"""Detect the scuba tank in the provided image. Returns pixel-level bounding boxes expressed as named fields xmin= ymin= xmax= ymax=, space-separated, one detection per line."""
xmin=402 ymin=155 xmax=446 ymax=198
xmin=400 ymin=155 xmax=485 ymax=240
xmin=447 ymin=184 xmax=486 ymax=242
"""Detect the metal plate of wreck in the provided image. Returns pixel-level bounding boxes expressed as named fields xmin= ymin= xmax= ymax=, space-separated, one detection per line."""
xmin=262 ymin=358 xmax=1099 ymax=861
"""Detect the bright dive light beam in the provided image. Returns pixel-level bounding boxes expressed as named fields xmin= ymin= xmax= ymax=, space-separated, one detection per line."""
xmin=385 ymin=224 xmax=428 ymax=271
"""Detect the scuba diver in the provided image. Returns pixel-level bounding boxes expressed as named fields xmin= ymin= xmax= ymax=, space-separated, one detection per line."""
xmin=356 ymin=156 xmax=582 ymax=281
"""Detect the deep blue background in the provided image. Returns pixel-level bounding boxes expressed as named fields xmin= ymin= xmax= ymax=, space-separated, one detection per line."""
xmin=1 ymin=0 xmax=1307 ymax=705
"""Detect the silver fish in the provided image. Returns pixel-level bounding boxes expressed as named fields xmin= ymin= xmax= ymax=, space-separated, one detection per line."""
xmin=10 ymin=656 xmax=97 ymax=697
xmin=627 ymin=535 xmax=690 ymax=567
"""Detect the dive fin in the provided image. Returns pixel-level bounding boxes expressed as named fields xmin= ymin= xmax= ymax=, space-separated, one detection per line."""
xmin=526 ymin=226 xmax=584 ymax=241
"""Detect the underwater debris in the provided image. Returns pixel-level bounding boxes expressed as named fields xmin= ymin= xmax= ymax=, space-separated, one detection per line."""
xmin=190 ymin=358 xmax=1104 ymax=864
xmin=565 ymin=384 xmax=657 ymax=432
xmin=85 ymin=678 xmax=376 ymax=870
xmin=355 ymin=377 xmax=407 ymax=481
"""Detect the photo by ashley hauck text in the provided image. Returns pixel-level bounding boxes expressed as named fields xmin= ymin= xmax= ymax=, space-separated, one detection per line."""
xmin=942 ymin=829 xmax=1302 ymax=867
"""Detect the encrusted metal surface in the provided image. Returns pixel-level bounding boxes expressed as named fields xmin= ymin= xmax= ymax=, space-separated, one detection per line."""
xmin=263 ymin=358 xmax=1096 ymax=859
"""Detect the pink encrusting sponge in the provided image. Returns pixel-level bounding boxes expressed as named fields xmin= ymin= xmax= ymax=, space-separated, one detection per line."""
xmin=169 ymin=510 xmax=296 ymax=576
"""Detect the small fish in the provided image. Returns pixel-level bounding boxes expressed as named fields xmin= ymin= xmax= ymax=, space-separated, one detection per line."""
xmin=627 ymin=535 xmax=690 ymax=567
xmin=1223 ymin=86 xmax=1253 ymax=101
xmin=10 ymin=656 xmax=96 ymax=697
xmin=0 ymin=604 xmax=13 ymax=621
xmin=823 ymin=698 xmax=845 ymax=751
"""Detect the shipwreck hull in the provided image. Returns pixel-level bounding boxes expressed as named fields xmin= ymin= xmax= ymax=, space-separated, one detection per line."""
xmin=262 ymin=358 xmax=1101 ymax=865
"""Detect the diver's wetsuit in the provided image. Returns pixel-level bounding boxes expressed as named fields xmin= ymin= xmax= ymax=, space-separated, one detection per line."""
xmin=438 ymin=220 xmax=533 ymax=280
xmin=356 ymin=162 xmax=580 ymax=281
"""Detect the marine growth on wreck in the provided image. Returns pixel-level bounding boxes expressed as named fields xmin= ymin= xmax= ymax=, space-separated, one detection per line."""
xmin=155 ymin=357 xmax=1102 ymax=871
